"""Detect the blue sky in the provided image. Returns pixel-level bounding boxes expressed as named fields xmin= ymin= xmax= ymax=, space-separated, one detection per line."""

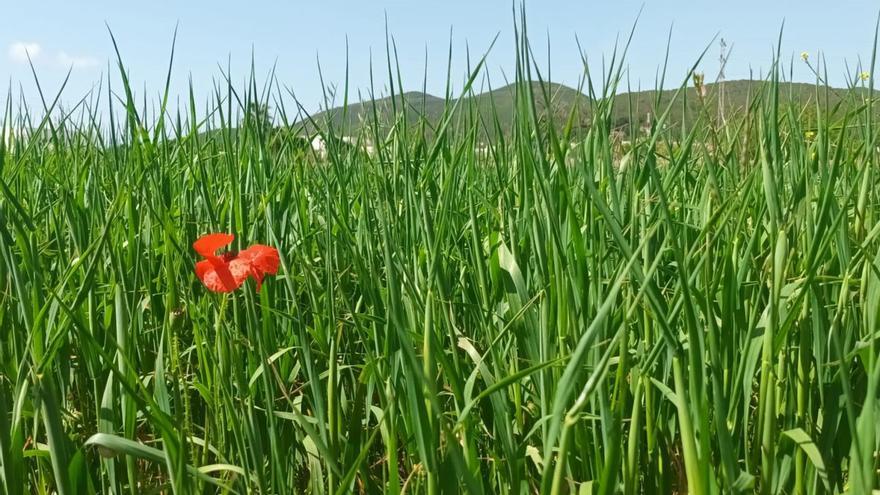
xmin=2 ymin=1 xmax=878 ymax=115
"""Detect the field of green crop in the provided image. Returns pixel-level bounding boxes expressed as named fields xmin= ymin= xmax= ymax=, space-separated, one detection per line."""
xmin=2 ymin=22 xmax=880 ymax=494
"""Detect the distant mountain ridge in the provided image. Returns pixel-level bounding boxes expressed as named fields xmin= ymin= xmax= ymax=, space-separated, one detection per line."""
xmin=302 ymin=79 xmax=868 ymax=137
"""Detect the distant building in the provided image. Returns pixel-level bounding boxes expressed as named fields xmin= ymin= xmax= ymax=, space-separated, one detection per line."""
xmin=309 ymin=133 xmax=376 ymax=158
xmin=311 ymin=135 xmax=327 ymax=158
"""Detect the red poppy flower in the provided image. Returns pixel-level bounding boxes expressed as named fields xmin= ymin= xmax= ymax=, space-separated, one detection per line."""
xmin=193 ymin=233 xmax=280 ymax=293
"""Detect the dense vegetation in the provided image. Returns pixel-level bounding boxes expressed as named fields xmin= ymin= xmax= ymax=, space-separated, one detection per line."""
xmin=2 ymin=21 xmax=880 ymax=494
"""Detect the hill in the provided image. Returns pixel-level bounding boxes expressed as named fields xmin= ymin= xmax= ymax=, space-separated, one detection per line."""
xmin=301 ymin=79 xmax=870 ymax=138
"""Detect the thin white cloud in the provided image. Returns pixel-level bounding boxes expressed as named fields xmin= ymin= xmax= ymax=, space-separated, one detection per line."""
xmin=8 ymin=41 xmax=41 ymax=63
xmin=57 ymin=51 xmax=100 ymax=69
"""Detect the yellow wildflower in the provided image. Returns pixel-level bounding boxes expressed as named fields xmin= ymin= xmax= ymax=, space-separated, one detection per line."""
xmin=801 ymin=51 xmax=809 ymax=62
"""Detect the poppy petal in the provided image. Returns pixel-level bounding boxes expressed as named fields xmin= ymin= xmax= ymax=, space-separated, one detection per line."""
xmin=196 ymin=259 xmax=245 ymax=293
xmin=236 ymin=245 xmax=280 ymax=276
xmin=195 ymin=259 xmax=213 ymax=281
xmin=227 ymin=245 xmax=279 ymax=292
xmin=227 ymin=258 xmax=253 ymax=286
xmin=196 ymin=258 xmax=243 ymax=293
xmin=193 ymin=233 xmax=235 ymax=257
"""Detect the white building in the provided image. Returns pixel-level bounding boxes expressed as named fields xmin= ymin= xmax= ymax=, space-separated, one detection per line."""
xmin=310 ymin=135 xmax=327 ymax=158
